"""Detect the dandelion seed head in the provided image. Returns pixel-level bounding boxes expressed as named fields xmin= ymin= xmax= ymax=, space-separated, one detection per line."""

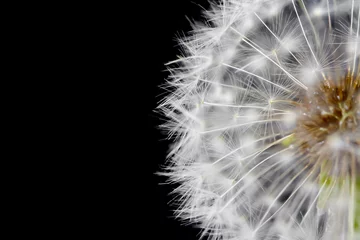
xmin=159 ymin=0 xmax=360 ymax=239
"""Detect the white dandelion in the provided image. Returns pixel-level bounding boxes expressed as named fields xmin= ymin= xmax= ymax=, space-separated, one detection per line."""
xmin=158 ymin=0 xmax=360 ymax=239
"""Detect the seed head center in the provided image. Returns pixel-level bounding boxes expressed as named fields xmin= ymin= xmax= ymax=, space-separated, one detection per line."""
xmin=293 ymin=71 xmax=360 ymax=175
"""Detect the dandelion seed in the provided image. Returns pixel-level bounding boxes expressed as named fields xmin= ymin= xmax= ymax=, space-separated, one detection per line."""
xmin=158 ymin=0 xmax=360 ymax=239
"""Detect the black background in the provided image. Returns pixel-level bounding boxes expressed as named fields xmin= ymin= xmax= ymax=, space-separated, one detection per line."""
xmin=142 ymin=0 xmax=211 ymax=239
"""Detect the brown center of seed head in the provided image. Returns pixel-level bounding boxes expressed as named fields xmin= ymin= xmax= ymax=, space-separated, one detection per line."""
xmin=293 ymin=71 xmax=360 ymax=174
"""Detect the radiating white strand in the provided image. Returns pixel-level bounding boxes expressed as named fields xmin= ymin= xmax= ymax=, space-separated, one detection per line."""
xmin=327 ymin=0 xmax=332 ymax=29
xmin=350 ymin=0 xmax=355 ymax=36
xmin=352 ymin=7 xmax=360 ymax=76
xmin=255 ymin=168 xmax=315 ymax=233
xmin=203 ymin=101 xmax=289 ymax=112
xmin=292 ymin=0 xmax=320 ymax=67
xmin=212 ymin=133 xmax=283 ymax=165
xmin=199 ymin=119 xmax=283 ymax=134
xmin=198 ymin=78 xmax=249 ymax=92
xmin=300 ymin=179 xmax=328 ymax=223
xmin=220 ymin=134 xmax=294 ymax=197
xmin=222 ymin=63 xmax=292 ymax=92
xmin=219 ymin=147 xmax=292 ymax=212
xmin=230 ymin=26 xmax=309 ymax=90
xmin=253 ymin=12 xmax=303 ymax=65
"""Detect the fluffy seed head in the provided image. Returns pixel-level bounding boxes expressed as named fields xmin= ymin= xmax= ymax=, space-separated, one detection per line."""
xmin=158 ymin=1 xmax=360 ymax=239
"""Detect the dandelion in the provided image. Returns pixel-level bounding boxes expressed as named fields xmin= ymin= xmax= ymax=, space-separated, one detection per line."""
xmin=158 ymin=0 xmax=360 ymax=239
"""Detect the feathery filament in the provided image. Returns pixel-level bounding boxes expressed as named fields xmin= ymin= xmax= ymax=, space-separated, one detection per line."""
xmin=159 ymin=1 xmax=360 ymax=239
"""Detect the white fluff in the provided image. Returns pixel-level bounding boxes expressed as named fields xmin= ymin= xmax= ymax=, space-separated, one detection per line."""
xmin=158 ymin=1 xmax=360 ymax=239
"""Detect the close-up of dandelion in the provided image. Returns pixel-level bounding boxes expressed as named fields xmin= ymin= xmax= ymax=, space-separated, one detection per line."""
xmin=157 ymin=0 xmax=360 ymax=239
